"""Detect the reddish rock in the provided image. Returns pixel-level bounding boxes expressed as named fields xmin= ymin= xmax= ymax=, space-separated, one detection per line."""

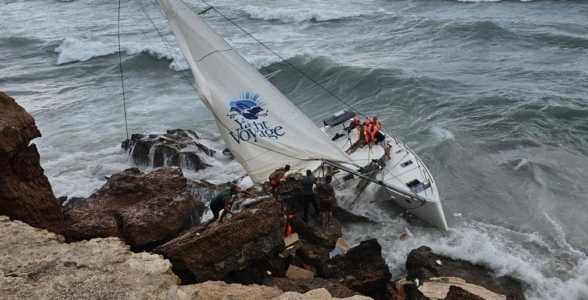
xmin=121 ymin=129 xmax=214 ymax=171
xmin=263 ymin=278 xmax=361 ymax=298
xmin=65 ymin=168 xmax=203 ymax=249
xmin=317 ymin=239 xmax=392 ymax=296
xmin=155 ymin=201 xmax=286 ymax=283
xmin=0 ymin=91 xmax=66 ymax=236
xmin=406 ymin=246 xmax=526 ymax=300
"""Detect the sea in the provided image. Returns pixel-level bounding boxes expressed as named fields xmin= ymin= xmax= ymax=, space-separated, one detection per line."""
xmin=1 ymin=0 xmax=587 ymax=298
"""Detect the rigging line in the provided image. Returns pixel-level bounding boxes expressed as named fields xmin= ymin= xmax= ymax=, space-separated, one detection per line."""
xmin=141 ymin=1 xmax=364 ymax=169
xmin=118 ymin=0 xmax=130 ymax=140
xmin=198 ymin=0 xmax=368 ymax=119
xmin=132 ymin=0 xmax=319 ymax=165
xmin=350 ymin=166 xmax=379 ymax=206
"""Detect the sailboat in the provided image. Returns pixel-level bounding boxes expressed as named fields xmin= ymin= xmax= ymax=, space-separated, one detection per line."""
xmin=156 ymin=0 xmax=448 ymax=230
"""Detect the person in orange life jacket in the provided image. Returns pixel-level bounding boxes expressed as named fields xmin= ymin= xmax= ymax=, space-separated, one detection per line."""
xmin=269 ymin=165 xmax=290 ymax=201
xmin=347 ymin=116 xmax=361 ymax=133
xmin=300 ymin=169 xmax=320 ymax=223
xmin=345 ymin=122 xmax=369 ymax=154
xmin=316 ymin=175 xmax=335 ymax=227
xmin=284 ymin=213 xmax=294 ymax=237
xmin=366 ymin=117 xmax=381 ymax=148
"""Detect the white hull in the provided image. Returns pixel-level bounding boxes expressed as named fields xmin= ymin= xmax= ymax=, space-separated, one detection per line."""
xmin=320 ymin=120 xmax=448 ymax=230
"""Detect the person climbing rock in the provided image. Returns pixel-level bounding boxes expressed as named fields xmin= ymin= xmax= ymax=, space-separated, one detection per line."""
xmin=208 ymin=186 xmax=250 ymax=224
xmin=269 ymin=165 xmax=290 ymax=201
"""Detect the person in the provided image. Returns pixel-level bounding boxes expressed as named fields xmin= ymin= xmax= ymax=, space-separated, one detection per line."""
xmin=269 ymin=165 xmax=291 ymax=201
xmin=347 ymin=117 xmax=361 ymax=133
xmin=316 ymin=175 xmax=335 ymax=227
xmin=300 ymin=170 xmax=320 ymax=223
xmin=379 ymin=134 xmax=393 ymax=159
xmin=209 ymin=186 xmax=241 ymax=223
xmin=345 ymin=122 xmax=369 ymax=154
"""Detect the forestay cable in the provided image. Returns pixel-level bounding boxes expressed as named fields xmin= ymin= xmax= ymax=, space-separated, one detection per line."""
xmin=118 ymin=0 xmax=130 ymax=140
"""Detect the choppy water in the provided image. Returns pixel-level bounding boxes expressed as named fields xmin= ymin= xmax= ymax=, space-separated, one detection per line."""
xmin=1 ymin=0 xmax=587 ymax=298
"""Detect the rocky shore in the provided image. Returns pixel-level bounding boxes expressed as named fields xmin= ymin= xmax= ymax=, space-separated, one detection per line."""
xmin=0 ymin=91 xmax=527 ymax=299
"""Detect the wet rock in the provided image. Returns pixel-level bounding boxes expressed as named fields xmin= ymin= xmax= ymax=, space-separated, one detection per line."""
xmin=444 ymin=285 xmax=486 ymax=300
xmin=272 ymin=181 xmax=374 ymax=225
xmin=187 ymin=179 xmax=219 ymax=202
xmin=290 ymin=214 xmax=342 ymax=250
xmin=155 ymin=201 xmax=286 ymax=283
xmin=121 ymin=129 xmax=214 ymax=171
xmin=65 ymin=168 xmax=203 ymax=249
xmin=406 ymin=246 xmax=526 ymax=300
xmin=317 ymin=239 xmax=392 ymax=296
xmin=263 ymin=278 xmax=361 ymax=298
xmin=0 ymin=91 xmax=67 ymax=236
xmin=224 ymin=255 xmax=286 ymax=285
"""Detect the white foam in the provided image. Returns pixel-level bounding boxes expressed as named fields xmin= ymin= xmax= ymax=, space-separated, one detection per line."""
xmin=55 ymin=36 xmax=189 ymax=70
xmin=242 ymin=5 xmax=362 ymax=23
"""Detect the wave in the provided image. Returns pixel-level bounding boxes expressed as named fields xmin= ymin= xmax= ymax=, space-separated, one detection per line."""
xmin=0 ymin=36 xmax=44 ymax=47
xmin=54 ymin=36 xmax=188 ymax=70
xmin=455 ymin=0 xmax=533 ymax=2
xmin=242 ymin=5 xmax=363 ymax=23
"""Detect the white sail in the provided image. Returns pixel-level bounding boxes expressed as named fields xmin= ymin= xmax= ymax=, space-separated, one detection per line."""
xmin=158 ymin=0 xmax=352 ymax=183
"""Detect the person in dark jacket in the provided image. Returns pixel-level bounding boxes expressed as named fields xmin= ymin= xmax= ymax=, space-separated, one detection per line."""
xmin=299 ymin=169 xmax=320 ymax=223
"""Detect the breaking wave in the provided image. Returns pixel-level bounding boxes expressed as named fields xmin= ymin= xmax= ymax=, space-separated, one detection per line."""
xmin=242 ymin=5 xmax=363 ymax=23
xmin=54 ymin=36 xmax=188 ymax=70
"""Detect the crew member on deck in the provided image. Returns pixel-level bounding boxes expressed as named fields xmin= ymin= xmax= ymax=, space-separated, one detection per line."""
xmin=269 ymin=165 xmax=290 ymax=201
xmin=345 ymin=122 xmax=369 ymax=154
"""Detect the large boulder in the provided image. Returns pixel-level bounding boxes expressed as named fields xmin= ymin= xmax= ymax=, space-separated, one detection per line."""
xmin=121 ymin=129 xmax=215 ymax=171
xmin=0 ymin=91 xmax=66 ymax=236
xmin=263 ymin=278 xmax=361 ymax=298
xmin=0 ymin=216 xmax=368 ymax=300
xmin=290 ymin=214 xmax=342 ymax=250
xmin=65 ymin=168 xmax=203 ymax=249
xmin=0 ymin=216 xmax=181 ymax=299
xmin=406 ymin=246 xmax=526 ymax=300
xmin=317 ymin=239 xmax=392 ymax=296
xmin=267 ymin=180 xmax=374 ymax=225
xmin=155 ymin=201 xmax=286 ymax=283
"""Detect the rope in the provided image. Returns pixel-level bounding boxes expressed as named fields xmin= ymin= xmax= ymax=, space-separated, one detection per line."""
xmin=118 ymin=0 xmax=130 ymax=140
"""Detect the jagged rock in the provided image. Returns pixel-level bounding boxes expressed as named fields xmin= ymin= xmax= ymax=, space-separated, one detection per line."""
xmin=263 ymin=278 xmax=361 ymax=298
xmin=444 ymin=285 xmax=486 ymax=300
xmin=0 ymin=216 xmax=182 ymax=299
xmin=317 ymin=239 xmax=392 ymax=296
xmin=224 ymin=254 xmax=287 ymax=285
xmin=420 ymin=277 xmax=507 ymax=300
xmin=0 ymin=91 xmax=66 ymax=236
xmin=406 ymin=246 xmax=526 ymax=300
xmin=291 ymin=214 xmax=342 ymax=250
xmin=155 ymin=201 xmax=286 ymax=283
xmin=295 ymin=246 xmax=324 ymax=267
xmin=65 ymin=168 xmax=203 ymax=249
xmin=0 ymin=216 xmax=368 ymax=300
xmin=187 ymin=179 xmax=219 ymax=202
xmin=265 ymin=181 xmax=374 ymax=225
xmin=121 ymin=129 xmax=215 ymax=171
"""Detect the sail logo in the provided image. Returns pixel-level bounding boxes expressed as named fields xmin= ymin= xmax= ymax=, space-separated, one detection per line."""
xmin=227 ymin=91 xmax=285 ymax=144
